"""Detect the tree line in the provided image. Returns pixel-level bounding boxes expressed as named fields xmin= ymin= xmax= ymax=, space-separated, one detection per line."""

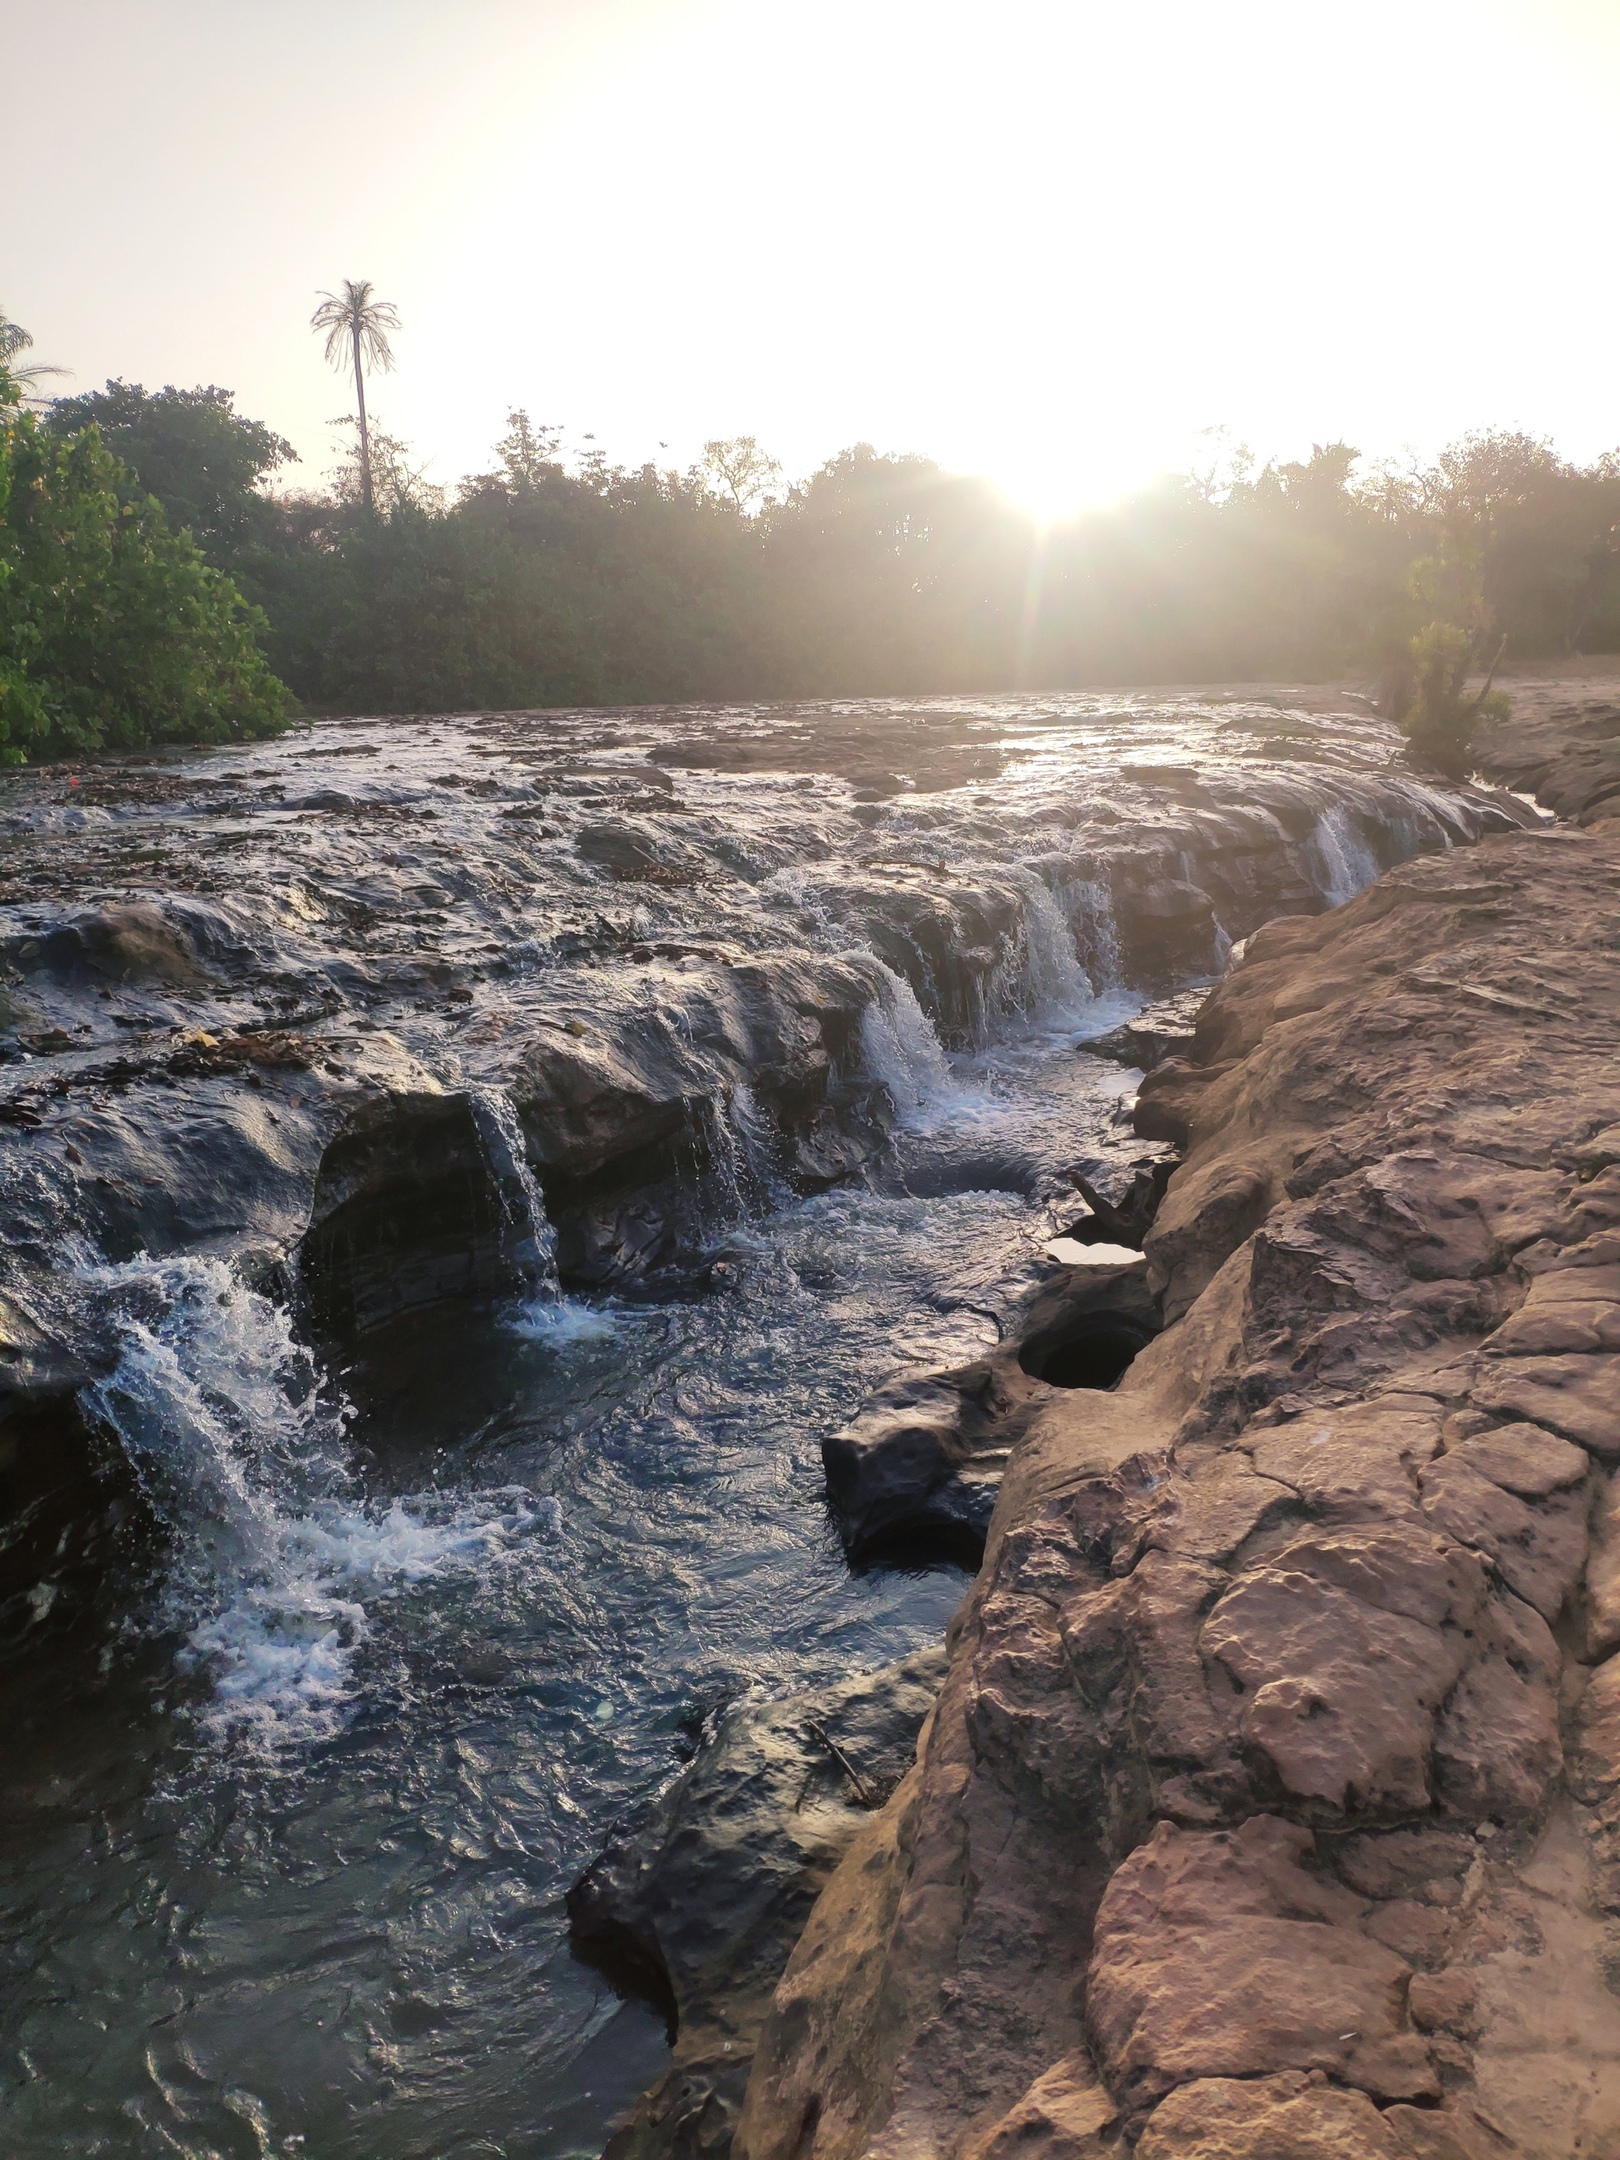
xmin=3 ymin=303 xmax=1617 ymax=768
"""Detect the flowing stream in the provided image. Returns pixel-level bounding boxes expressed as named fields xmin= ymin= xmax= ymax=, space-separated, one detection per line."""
xmin=0 ymin=692 xmax=1539 ymax=2157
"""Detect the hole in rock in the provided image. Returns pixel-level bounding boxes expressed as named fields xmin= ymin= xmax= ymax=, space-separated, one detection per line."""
xmin=1019 ymin=1315 xmax=1154 ymax=1390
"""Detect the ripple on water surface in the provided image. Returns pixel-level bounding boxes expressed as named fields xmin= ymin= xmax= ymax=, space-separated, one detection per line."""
xmin=4 ymin=1096 xmax=1133 ymax=2156
xmin=0 ymin=690 xmax=1534 ymax=2157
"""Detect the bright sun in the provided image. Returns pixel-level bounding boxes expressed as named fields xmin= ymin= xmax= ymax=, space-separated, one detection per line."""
xmin=984 ymin=445 xmax=1149 ymax=525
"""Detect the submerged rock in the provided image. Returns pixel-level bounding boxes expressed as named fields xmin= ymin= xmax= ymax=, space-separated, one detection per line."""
xmin=569 ymin=1647 xmax=945 ymax=2160
xmin=1078 ymin=988 xmax=1211 ymax=1072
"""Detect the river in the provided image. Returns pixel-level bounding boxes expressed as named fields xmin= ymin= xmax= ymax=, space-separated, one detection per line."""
xmin=0 ymin=692 xmax=1536 ymax=2156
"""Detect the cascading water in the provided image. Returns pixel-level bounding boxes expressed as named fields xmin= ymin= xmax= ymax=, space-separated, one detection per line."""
xmin=859 ymin=964 xmax=964 ymax=1130
xmin=1069 ymin=878 xmax=1124 ymax=991
xmin=82 ymin=1254 xmax=553 ymax=1744
xmin=1010 ymin=867 xmax=1092 ymax=1016
xmin=466 ymin=1085 xmax=561 ymax=1298
xmin=1305 ymin=800 xmax=1383 ymax=907
xmin=0 ymin=690 xmax=1545 ymax=2158
xmin=716 ymin=1078 xmax=787 ymax=1212
xmin=465 ymin=1085 xmax=624 ymax=1345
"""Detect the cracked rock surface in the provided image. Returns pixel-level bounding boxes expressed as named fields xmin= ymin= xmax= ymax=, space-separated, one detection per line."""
xmin=735 ymin=699 xmax=1620 ymax=2160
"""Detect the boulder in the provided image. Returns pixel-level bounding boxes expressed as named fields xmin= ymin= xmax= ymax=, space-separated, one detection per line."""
xmin=569 ymin=1647 xmax=944 ymax=2160
xmin=297 ymin=1089 xmax=531 ymax=1339
xmin=740 ymin=779 xmax=1620 ymax=2160
xmin=1080 ymin=989 xmax=1213 ymax=1071
xmin=822 ymin=1262 xmax=1159 ymax=1561
xmin=960 ymin=2057 xmax=1122 ymax=2160
xmin=1134 ymin=2074 xmax=1498 ymax=2159
xmin=1086 ymin=1817 xmax=1437 ymax=2126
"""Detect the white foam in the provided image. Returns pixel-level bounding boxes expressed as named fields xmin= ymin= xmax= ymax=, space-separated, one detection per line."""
xmin=506 ymin=1297 xmax=619 ymax=1345
xmin=80 ymin=1256 xmax=559 ymax=1747
xmin=860 ymin=965 xmax=970 ymax=1131
xmin=1013 ymin=869 xmax=1091 ymax=1013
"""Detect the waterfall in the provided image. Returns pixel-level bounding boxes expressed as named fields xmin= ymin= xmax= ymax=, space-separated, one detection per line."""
xmin=724 ymin=1078 xmax=786 ymax=1210
xmin=80 ymin=1254 xmax=553 ymax=1745
xmin=1070 ymin=879 xmax=1123 ymax=990
xmin=860 ymin=965 xmax=962 ymax=1130
xmin=1013 ymin=869 xmax=1091 ymax=1013
xmin=466 ymin=1087 xmax=561 ymax=1301
xmin=466 ymin=1087 xmax=618 ymax=1341
xmin=1305 ymin=802 xmax=1382 ymax=907
xmin=687 ymin=1077 xmax=784 ymax=1223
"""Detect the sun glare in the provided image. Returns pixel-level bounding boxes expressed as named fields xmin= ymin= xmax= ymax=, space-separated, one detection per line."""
xmin=984 ymin=442 xmax=1163 ymax=525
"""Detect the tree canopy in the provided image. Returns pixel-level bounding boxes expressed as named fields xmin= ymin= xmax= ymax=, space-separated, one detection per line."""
xmin=224 ymin=424 xmax=1619 ymax=726
xmin=8 ymin=305 xmax=1620 ymax=762
xmin=44 ymin=381 xmax=297 ymax=564
xmin=0 ymin=358 xmax=290 ymax=761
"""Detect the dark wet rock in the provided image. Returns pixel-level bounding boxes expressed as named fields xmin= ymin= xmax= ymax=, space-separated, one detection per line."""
xmin=569 ymin=1646 xmax=945 ymax=2160
xmin=0 ymin=1271 xmax=138 ymax=1642
xmin=1059 ymin=1159 xmax=1178 ymax=1249
xmin=512 ymin=953 xmax=890 ymax=1282
xmin=823 ymin=1261 xmax=1159 ymax=1562
xmin=514 ymin=1027 xmax=696 ymax=1185
xmin=3 ymin=901 xmax=226 ymax=990
xmin=1110 ymin=875 xmax=1219 ymax=987
xmin=1078 ymin=990 xmax=1211 ymax=1072
xmin=298 ymin=1089 xmax=533 ymax=1338
xmin=577 ymin=821 xmax=709 ymax=884
xmin=0 ymin=1395 xmax=141 ymax=1647
xmin=1479 ymin=683 xmax=1620 ymax=826
xmin=18 ymin=1033 xmax=437 ymax=1282
xmin=0 ymin=1276 xmax=114 ymax=1417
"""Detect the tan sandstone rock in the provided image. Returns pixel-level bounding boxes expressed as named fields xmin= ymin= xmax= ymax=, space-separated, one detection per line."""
xmin=958 ymin=2057 xmax=1122 ymax=2160
xmin=737 ymin=723 xmax=1620 ymax=2160
xmin=1134 ymin=2072 xmax=1403 ymax=2158
xmin=1086 ymin=1817 xmax=1437 ymax=2124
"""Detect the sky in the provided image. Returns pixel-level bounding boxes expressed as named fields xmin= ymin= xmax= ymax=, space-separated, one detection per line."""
xmin=4 ymin=0 xmax=1620 ymax=516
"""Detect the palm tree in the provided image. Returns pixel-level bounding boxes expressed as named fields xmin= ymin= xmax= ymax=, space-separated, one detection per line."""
xmin=0 ymin=307 xmax=67 ymax=405
xmin=310 ymin=280 xmax=400 ymax=512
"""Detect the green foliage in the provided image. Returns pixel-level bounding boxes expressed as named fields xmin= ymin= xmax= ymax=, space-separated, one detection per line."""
xmin=229 ymin=419 xmax=1620 ymax=718
xmin=40 ymin=335 xmax=1618 ymax=736
xmin=323 ymin=416 xmax=444 ymax=515
xmin=0 ymin=373 xmax=291 ymax=761
xmin=1392 ymin=610 xmax=1510 ymax=781
xmin=1398 ymin=622 xmax=1490 ymax=779
xmin=699 ymin=436 xmax=783 ymax=513
xmin=44 ymin=382 xmax=297 ymax=565
xmin=0 ymin=306 xmax=67 ymax=405
xmin=310 ymin=281 xmax=400 ymax=515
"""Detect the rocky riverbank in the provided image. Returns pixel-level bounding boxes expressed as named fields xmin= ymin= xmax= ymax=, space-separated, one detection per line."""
xmin=0 ymin=692 xmax=1527 ymax=1647
xmin=0 ymin=686 xmax=1581 ymax=2154
xmin=705 ymin=686 xmax=1620 ymax=2160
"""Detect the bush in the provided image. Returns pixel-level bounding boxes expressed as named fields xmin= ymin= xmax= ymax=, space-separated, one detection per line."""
xmin=0 ymin=381 xmax=290 ymax=761
xmin=1397 ymin=620 xmax=1508 ymax=780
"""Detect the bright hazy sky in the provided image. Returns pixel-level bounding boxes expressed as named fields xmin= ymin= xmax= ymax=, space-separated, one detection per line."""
xmin=5 ymin=0 xmax=1619 ymax=515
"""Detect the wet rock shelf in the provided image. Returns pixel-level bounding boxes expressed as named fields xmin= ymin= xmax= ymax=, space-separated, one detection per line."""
xmin=732 ymin=693 xmax=1620 ymax=2160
